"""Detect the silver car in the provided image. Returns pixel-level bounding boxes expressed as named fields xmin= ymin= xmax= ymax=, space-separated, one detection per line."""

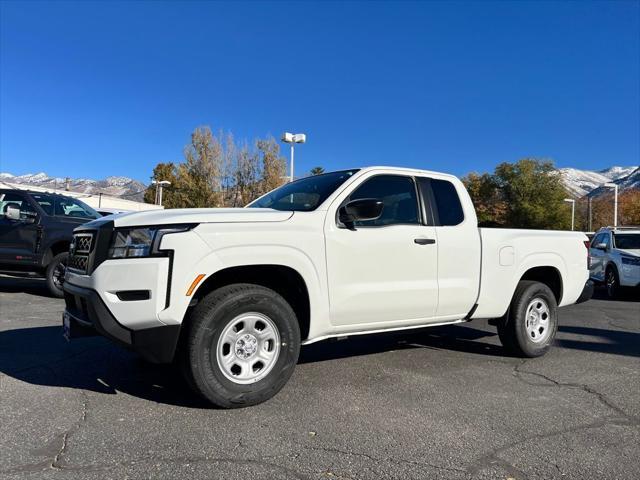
xmin=589 ymin=227 xmax=640 ymax=298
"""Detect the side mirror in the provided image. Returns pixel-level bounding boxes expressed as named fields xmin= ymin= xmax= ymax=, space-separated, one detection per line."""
xmin=593 ymin=242 xmax=607 ymax=251
xmin=4 ymin=206 xmax=20 ymax=221
xmin=339 ymin=198 xmax=384 ymax=228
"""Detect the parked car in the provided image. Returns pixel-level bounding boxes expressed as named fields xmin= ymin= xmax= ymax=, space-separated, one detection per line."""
xmin=0 ymin=189 xmax=101 ymax=296
xmin=589 ymin=226 xmax=640 ymax=298
xmin=63 ymin=166 xmax=593 ymax=408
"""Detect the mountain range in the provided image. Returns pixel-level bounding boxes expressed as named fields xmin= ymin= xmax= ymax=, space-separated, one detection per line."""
xmin=0 ymin=172 xmax=147 ymax=201
xmin=558 ymin=166 xmax=639 ymax=198
xmin=1 ymin=165 xmax=638 ymax=202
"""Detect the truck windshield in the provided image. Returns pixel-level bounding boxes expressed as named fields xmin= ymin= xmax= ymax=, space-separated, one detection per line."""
xmin=248 ymin=169 xmax=359 ymax=211
xmin=31 ymin=193 xmax=101 ymax=219
xmin=614 ymin=234 xmax=640 ymax=250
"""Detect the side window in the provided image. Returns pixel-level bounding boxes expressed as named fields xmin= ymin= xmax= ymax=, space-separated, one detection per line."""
xmin=0 ymin=193 xmax=36 ymax=216
xmin=591 ymin=233 xmax=603 ymax=247
xmin=430 ymin=179 xmax=464 ymax=226
xmin=603 ymin=233 xmax=611 ymax=249
xmin=348 ymin=175 xmax=419 ymax=227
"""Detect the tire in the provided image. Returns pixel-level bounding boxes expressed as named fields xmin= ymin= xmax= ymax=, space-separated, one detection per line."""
xmin=180 ymin=283 xmax=300 ymax=408
xmin=496 ymin=280 xmax=558 ymax=358
xmin=45 ymin=252 xmax=68 ymax=298
xmin=605 ymin=265 xmax=619 ymax=299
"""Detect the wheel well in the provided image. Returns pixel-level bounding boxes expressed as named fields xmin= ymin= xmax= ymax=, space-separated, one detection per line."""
xmin=520 ymin=266 xmax=563 ymax=304
xmin=44 ymin=241 xmax=70 ymax=265
xmin=190 ymin=265 xmax=311 ymax=340
xmin=50 ymin=241 xmax=70 ymax=256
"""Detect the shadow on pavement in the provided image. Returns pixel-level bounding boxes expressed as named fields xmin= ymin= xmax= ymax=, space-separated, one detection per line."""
xmin=557 ymin=325 xmax=640 ymax=357
xmin=591 ymin=286 xmax=640 ymax=302
xmin=0 ymin=323 xmax=501 ymax=408
xmin=1 ymin=319 xmax=637 ymax=407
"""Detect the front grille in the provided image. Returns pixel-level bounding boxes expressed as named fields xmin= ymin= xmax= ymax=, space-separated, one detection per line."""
xmin=75 ymin=234 xmax=92 ymax=253
xmin=67 ymin=232 xmax=94 ymax=274
xmin=68 ymin=254 xmax=89 ymax=272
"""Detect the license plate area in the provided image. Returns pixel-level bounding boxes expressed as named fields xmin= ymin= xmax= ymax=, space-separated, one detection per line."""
xmin=62 ymin=311 xmax=96 ymax=341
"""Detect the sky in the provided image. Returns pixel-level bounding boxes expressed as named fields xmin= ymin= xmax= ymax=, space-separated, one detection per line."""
xmin=1 ymin=0 xmax=638 ymax=182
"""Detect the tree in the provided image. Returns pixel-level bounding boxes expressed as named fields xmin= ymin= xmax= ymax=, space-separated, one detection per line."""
xmin=257 ymin=137 xmax=287 ymax=194
xmin=620 ymin=190 xmax=640 ymax=226
xmin=144 ymin=162 xmax=179 ymax=208
xmin=177 ymin=126 xmax=223 ymax=208
xmin=462 ymin=158 xmax=572 ymax=230
xmin=493 ymin=158 xmax=571 ymax=230
xmin=462 ymin=172 xmax=506 ymax=225
xmin=309 ymin=166 xmax=325 ymax=176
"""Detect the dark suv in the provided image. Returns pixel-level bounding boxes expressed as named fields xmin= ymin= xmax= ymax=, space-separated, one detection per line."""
xmin=0 ymin=189 xmax=101 ymax=296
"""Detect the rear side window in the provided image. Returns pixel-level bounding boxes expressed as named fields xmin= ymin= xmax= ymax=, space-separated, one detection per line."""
xmin=430 ymin=179 xmax=464 ymax=226
xmin=348 ymin=175 xmax=419 ymax=227
xmin=591 ymin=233 xmax=604 ymax=247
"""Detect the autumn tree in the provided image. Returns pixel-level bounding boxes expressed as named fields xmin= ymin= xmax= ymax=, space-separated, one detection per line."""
xmin=462 ymin=172 xmax=506 ymax=225
xmin=257 ymin=137 xmax=287 ymax=194
xmin=620 ymin=190 xmax=640 ymax=226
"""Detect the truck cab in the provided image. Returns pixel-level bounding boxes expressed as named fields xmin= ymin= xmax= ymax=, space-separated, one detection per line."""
xmin=0 ymin=189 xmax=100 ymax=296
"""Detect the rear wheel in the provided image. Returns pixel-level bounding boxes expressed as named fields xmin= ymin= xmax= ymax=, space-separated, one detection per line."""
xmin=497 ymin=281 xmax=558 ymax=358
xmin=180 ymin=283 xmax=300 ymax=408
xmin=605 ymin=266 xmax=619 ymax=299
xmin=45 ymin=252 xmax=68 ymax=298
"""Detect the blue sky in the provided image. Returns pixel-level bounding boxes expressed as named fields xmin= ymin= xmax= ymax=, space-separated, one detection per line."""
xmin=1 ymin=0 xmax=638 ymax=182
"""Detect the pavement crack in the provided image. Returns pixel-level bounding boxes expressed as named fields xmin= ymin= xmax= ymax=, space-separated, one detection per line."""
xmin=50 ymin=393 xmax=89 ymax=470
xmin=513 ymin=360 xmax=637 ymax=422
xmin=302 ymin=444 xmax=465 ymax=473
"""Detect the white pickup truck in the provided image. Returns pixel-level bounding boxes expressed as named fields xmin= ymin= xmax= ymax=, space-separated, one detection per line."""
xmin=63 ymin=167 xmax=593 ymax=407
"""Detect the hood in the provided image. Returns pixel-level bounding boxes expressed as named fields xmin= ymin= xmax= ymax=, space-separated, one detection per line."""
xmin=83 ymin=208 xmax=293 ymax=229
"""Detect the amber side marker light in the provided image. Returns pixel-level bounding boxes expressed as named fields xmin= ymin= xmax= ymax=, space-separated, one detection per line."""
xmin=186 ymin=274 xmax=206 ymax=296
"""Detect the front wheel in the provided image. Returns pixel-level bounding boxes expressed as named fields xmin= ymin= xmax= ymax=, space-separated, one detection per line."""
xmin=45 ymin=252 xmax=68 ymax=298
xmin=180 ymin=283 xmax=300 ymax=408
xmin=497 ymin=280 xmax=558 ymax=358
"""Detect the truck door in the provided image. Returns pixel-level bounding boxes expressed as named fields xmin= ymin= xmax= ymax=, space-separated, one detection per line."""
xmin=0 ymin=192 xmax=40 ymax=264
xmin=324 ymin=173 xmax=439 ymax=327
xmin=416 ymin=177 xmax=481 ymax=318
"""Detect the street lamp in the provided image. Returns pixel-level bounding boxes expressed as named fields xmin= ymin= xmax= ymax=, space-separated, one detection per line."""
xmin=563 ymin=198 xmax=575 ymax=231
xmin=604 ymin=183 xmax=618 ymax=227
xmin=281 ymin=132 xmax=306 ymax=182
xmin=152 ymin=180 xmax=171 ymax=206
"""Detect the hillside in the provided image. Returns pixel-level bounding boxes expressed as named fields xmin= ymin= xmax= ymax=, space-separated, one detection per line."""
xmin=0 ymin=172 xmax=147 ymax=202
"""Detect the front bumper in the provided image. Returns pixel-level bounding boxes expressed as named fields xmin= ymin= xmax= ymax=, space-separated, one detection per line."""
xmin=575 ymin=280 xmax=594 ymax=304
xmin=63 ymin=282 xmax=180 ymax=363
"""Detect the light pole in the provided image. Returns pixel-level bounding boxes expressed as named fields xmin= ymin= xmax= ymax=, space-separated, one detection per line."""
xmin=564 ymin=198 xmax=575 ymax=231
xmin=604 ymin=182 xmax=618 ymax=227
xmin=152 ymin=180 xmax=171 ymax=206
xmin=281 ymin=132 xmax=306 ymax=182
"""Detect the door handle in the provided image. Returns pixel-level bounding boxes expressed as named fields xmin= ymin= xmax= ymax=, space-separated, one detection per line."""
xmin=414 ymin=238 xmax=436 ymax=245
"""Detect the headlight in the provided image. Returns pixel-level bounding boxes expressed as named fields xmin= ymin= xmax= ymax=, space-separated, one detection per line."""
xmin=107 ymin=225 xmax=195 ymax=259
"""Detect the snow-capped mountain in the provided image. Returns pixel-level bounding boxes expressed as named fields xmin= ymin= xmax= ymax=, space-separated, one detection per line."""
xmin=559 ymin=166 xmax=639 ymax=198
xmin=0 ymin=172 xmax=147 ymax=201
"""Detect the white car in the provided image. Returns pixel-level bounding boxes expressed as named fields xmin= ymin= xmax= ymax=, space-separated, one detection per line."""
xmin=589 ymin=226 xmax=640 ymax=298
xmin=63 ymin=166 xmax=593 ymax=407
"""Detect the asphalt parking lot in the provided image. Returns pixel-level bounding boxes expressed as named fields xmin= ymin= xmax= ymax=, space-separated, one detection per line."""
xmin=0 ymin=276 xmax=638 ymax=480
